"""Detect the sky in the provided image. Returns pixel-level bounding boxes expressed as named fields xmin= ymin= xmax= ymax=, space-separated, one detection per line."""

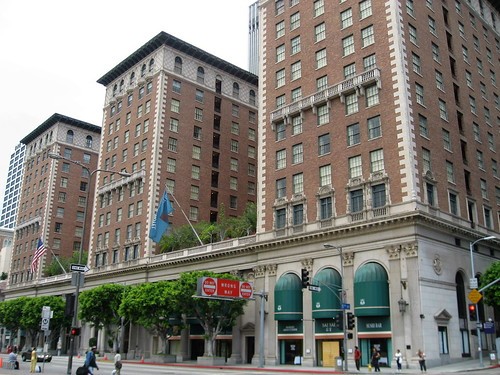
xmin=0 ymin=0 xmax=253 ymax=204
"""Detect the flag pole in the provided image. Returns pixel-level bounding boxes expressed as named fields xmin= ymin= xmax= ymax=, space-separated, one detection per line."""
xmin=165 ymin=185 xmax=203 ymax=246
xmin=48 ymin=248 xmax=68 ymax=274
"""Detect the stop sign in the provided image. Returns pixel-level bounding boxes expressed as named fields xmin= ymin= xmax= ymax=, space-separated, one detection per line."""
xmin=202 ymin=277 xmax=217 ymax=296
xmin=240 ymin=281 xmax=253 ymax=299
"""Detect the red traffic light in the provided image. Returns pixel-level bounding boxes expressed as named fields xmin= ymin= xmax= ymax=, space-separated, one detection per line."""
xmin=70 ymin=327 xmax=81 ymax=336
xmin=468 ymin=304 xmax=477 ymax=321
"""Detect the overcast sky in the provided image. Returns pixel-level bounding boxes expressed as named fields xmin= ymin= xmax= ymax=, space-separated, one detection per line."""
xmin=0 ymin=0 xmax=253 ymax=204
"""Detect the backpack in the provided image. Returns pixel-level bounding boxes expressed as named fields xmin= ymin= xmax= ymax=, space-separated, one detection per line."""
xmin=115 ymin=360 xmax=122 ymax=369
xmin=76 ymin=365 xmax=88 ymax=375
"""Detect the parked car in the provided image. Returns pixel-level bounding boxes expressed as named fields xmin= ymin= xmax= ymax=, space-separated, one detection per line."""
xmin=21 ymin=348 xmax=52 ymax=362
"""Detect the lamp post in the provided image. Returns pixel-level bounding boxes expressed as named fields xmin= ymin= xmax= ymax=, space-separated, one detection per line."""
xmin=48 ymin=153 xmax=130 ymax=374
xmin=469 ymin=235 xmax=495 ymax=368
xmin=324 ymin=244 xmax=348 ymax=372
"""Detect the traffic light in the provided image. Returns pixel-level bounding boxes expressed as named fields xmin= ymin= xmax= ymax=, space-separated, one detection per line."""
xmin=301 ymin=268 xmax=310 ymax=288
xmin=347 ymin=312 xmax=356 ymax=330
xmin=70 ymin=327 xmax=81 ymax=336
xmin=468 ymin=304 xmax=477 ymax=321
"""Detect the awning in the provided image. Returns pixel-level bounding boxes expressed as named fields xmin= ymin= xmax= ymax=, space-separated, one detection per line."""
xmin=274 ymin=272 xmax=303 ymax=321
xmin=354 ymin=262 xmax=390 ymax=316
xmin=312 ymin=267 xmax=342 ymax=319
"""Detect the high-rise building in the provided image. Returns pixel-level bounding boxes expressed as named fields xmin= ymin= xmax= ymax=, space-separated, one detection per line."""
xmin=92 ymin=31 xmax=258 ymax=266
xmin=248 ymin=1 xmax=260 ymax=75
xmin=9 ymin=114 xmax=101 ymax=284
xmin=0 ymin=144 xmax=26 ymax=229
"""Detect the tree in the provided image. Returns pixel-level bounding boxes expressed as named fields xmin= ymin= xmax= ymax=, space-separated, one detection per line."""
xmin=79 ymin=284 xmax=126 ymax=350
xmin=45 ymin=251 xmax=89 ymax=276
xmin=119 ymin=281 xmax=180 ymax=354
xmin=175 ymin=271 xmax=247 ymax=357
xmin=21 ymin=296 xmax=68 ymax=347
xmin=480 ymin=261 xmax=500 ymax=306
xmin=0 ymin=297 xmax=29 ymax=347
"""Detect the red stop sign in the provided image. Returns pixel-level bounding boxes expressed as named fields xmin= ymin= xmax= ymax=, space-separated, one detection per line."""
xmin=240 ymin=281 xmax=253 ymax=299
xmin=202 ymin=277 xmax=216 ymax=296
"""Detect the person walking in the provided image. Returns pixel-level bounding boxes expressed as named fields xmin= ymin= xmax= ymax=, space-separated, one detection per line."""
xmin=395 ymin=349 xmax=402 ymax=372
xmin=114 ymin=351 xmax=122 ymax=375
xmin=371 ymin=347 xmax=381 ymax=372
xmin=30 ymin=347 xmax=37 ymax=373
xmin=354 ymin=346 xmax=361 ymax=371
xmin=417 ymin=349 xmax=427 ymax=373
xmin=84 ymin=346 xmax=99 ymax=375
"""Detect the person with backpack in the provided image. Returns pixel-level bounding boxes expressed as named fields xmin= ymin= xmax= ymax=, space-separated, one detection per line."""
xmin=84 ymin=346 xmax=99 ymax=375
xmin=113 ymin=351 xmax=122 ymax=375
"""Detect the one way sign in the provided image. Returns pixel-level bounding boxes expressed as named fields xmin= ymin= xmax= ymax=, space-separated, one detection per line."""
xmin=70 ymin=264 xmax=90 ymax=272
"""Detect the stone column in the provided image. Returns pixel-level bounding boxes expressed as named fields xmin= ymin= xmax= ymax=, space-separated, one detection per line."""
xmin=228 ymin=315 xmax=242 ymax=364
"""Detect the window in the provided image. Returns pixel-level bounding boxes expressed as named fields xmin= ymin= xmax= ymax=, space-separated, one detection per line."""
xmin=276 ymin=121 xmax=286 ymax=141
xmin=431 ymin=43 xmax=440 ymax=62
xmin=446 ymin=161 xmax=455 ymax=183
xmin=344 ymin=63 xmax=356 ymax=79
xmin=347 ymin=123 xmax=360 ymax=146
xmin=350 ymin=189 xmax=364 ymax=212
xmin=275 ymin=208 xmax=286 ymax=229
xmin=292 ymin=143 xmax=303 ymax=164
xmin=422 ymin=148 xmax=431 ymax=173
xmin=341 ymin=8 xmax=353 ymax=29
xmin=291 ymin=87 xmax=302 ymax=102
xmin=317 ymin=104 xmax=329 ymax=125
xmin=195 ymin=89 xmax=204 ymax=103
xmin=409 ymin=24 xmax=418 ymax=45
xmin=368 ymin=116 xmax=381 ymax=139
xmin=231 ymin=122 xmax=239 ymax=135
xmin=290 ymin=12 xmax=300 ymax=30
xmin=314 ymin=0 xmax=324 ymax=17
xmin=291 ymin=36 xmax=301 ymax=54
xmin=466 ymin=71 xmax=473 ymax=87
xmin=231 ymin=140 xmax=239 ymax=152
xmin=319 ymin=196 xmax=332 ymax=220
xmin=349 ymin=155 xmax=362 ymax=178
xmin=233 ymin=82 xmax=240 ymax=98
xmin=192 ymin=165 xmax=200 ymax=180
xmin=407 ymin=0 xmax=415 ymax=16
xmin=169 ymin=118 xmax=179 ymax=132
xmin=473 ymin=123 xmax=481 ymax=141
xmin=276 ymin=44 xmax=285 ymax=62
xmin=438 ymin=99 xmax=448 ymax=121
xmin=167 ymin=158 xmax=176 ymax=173
xmin=436 ymin=70 xmax=444 ymax=91
xmin=412 ymin=53 xmax=421 ymax=74
xmin=275 ymin=0 xmax=284 ymax=15
xmin=192 ymin=145 xmax=201 ymax=160
xmin=363 ymin=54 xmax=377 ymax=70
xmin=342 ymin=35 xmax=355 ymax=56
xmin=167 ymin=137 xmax=177 ymax=152
xmin=428 ymin=16 xmax=437 ymax=35
xmin=469 ymin=96 xmax=477 ymax=115
xmin=370 ymin=149 xmax=384 ymax=172
xmin=480 ymin=179 xmax=487 ymax=199
xmin=462 ymin=45 xmax=469 ymax=63
xmin=315 ymin=23 xmax=326 ymax=42
xmin=197 ymin=67 xmax=205 ymax=83
xmin=195 ymin=107 xmax=203 ymax=121
xmin=372 ymin=184 xmax=386 ymax=208
xmin=477 ymin=150 xmax=484 ymax=169
xmin=487 ymin=133 xmax=495 ymax=152
xmin=232 ymin=104 xmax=240 ymax=117
xmin=458 ymin=22 xmax=466 ymax=38
xmin=276 ymin=20 xmax=285 ymax=38
xmin=318 ymin=134 xmax=330 ymax=155
xmin=360 ymin=0 xmax=372 ymax=19
xmin=276 ymin=149 xmax=286 ymax=169
xmin=276 ymin=178 xmax=286 ymax=198
xmin=276 ymin=69 xmax=285 ymax=88
xmin=292 ymin=173 xmax=304 ymax=194
xmin=415 ymin=83 xmax=425 ymax=105
xmin=291 ymin=61 xmax=302 ymax=81
xmin=449 ymin=192 xmax=458 ymax=215
xmin=319 ymin=164 xmax=331 ymax=186
xmin=171 ymin=99 xmax=180 ymax=113
xmin=365 ymin=85 xmax=379 ymax=106
xmin=443 ymin=129 xmax=452 ymax=151
xmin=316 ymin=48 xmax=327 ymax=69
xmin=174 ymin=57 xmax=182 ymax=74
xmin=292 ymin=115 xmax=303 ymax=135
xmin=361 ymin=25 xmax=375 ymax=47
xmin=316 ymin=76 xmax=328 ymax=91
xmin=345 ymin=93 xmax=358 ymax=115
xmin=293 ymin=204 xmax=304 ymax=225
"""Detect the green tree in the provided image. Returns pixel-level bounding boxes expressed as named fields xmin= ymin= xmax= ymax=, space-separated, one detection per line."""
xmin=45 ymin=251 xmax=88 ymax=276
xmin=0 ymin=272 xmax=7 ymax=280
xmin=0 ymin=297 xmax=30 ymax=346
xmin=21 ymin=296 xmax=68 ymax=347
xmin=79 ymin=284 xmax=126 ymax=350
xmin=119 ymin=281 xmax=180 ymax=354
xmin=480 ymin=261 xmax=500 ymax=306
xmin=176 ymin=271 xmax=247 ymax=357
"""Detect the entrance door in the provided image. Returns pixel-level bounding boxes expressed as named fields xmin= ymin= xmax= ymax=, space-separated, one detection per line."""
xmin=322 ymin=341 xmax=340 ymax=367
xmin=279 ymin=339 xmax=303 ymax=364
xmin=246 ymin=336 xmax=255 ymax=364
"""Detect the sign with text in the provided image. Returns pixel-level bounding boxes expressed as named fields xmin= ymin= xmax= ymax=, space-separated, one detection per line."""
xmin=197 ymin=277 xmax=254 ymax=300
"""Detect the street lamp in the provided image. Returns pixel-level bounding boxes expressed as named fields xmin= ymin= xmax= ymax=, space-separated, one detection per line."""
xmin=48 ymin=152 xmax=130 ymax=374
xmin=324 ymin=243 xmax=348 ymax=372
xmin=469 ymin=235 xmax=495 ymax=368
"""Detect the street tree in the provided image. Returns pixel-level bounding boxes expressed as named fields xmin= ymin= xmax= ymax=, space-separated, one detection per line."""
xmin=119 ymin=281 xmax=180 ymax=354
xmin=480 ymin=260 xmax=500 ymax=306
xmin=79 ymin=283 xmax=126 ymax=350
xmin=21 ymin=296 xmax=68 ymax=347
xmin=176 ymin=270 xmax=247 ymax=357
xmin=0 ymin=297 xmax=29 ymax=347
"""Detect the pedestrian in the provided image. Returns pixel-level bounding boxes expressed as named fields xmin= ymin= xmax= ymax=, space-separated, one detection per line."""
xmin=417 ymin=349 xmax=426 ymax=373
xmin=395 ymin=349 xmax=402 ymax=372
xmin=354 ymin=346 xmax=361 ymax=371
xmin=114 ymin=351 xmax=122 ymax=375
xmin=84 ymin=346 xmax=99 ymax=375
xmin=371 ymin=347 xmax=381 ymax=372
xmin=30 ymin=347 xmax=37 ymax=373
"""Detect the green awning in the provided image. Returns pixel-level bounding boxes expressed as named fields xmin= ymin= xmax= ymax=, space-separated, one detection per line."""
xmin=274 ymin=272 xmax=303 ymax=321
xmin=312 ymin=267 xmax=342 ymax=319
xmin=354 ymin=262 xmax=390 ymax=316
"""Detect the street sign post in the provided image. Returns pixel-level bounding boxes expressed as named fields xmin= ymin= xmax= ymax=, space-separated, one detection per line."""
xmin=342 ymin=303 xmax=351 ymax=310
xmin=468 ymin=289 xmax=482 ymax=304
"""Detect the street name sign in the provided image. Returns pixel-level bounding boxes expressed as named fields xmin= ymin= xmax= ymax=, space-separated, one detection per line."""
xmin=308 ymin=285 xmax=321 ymax=292
xmin=70 ymin=264 xmax=90 ymax=272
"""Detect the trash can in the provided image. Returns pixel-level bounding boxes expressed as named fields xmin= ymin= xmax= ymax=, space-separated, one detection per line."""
xmin=335 ymin=356 xmax=343 ymax=371
xmin=490 ymin=351 xmax=498 ymax=365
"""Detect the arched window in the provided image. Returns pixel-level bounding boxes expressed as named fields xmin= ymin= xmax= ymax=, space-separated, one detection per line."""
xmin=113 ymin=84 xmax=118 ymax=97
xmin=66 ymin=130 xmax=74 ymax=144
xmin=249 ymin=90 xmax=256 ymax=105
xmin=197 ymin=67 xmax=205 ymax=83
xmin=215 ymin=75 xmax=222 ymax=94
xmin=119 ymin=79 xmax=124 ymax=93
xmin=86 ymin=135 xmax=93 ymax=148
xmin=233 ymin=82 xmax=240 ymax=98
xmin=174 ymin=57 xmax=183 ymax=74
xmin=130 ymin=72 xmax=135 ymax=85
xmin=141 ymin=64 xmax=146 ymax=77
xmin=149 ymin=58 xmax=154 ymax=72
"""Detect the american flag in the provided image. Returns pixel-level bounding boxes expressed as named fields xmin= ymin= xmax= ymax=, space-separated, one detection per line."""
xmin=30 ymin=238 xmax=47 ymax=274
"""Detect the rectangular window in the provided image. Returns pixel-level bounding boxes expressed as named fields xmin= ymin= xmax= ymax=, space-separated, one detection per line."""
xmin=435 ymin=70 xmax=444 ymax=91
xmin=345 ymin=93 xmax=358 ymax=115
xmin=360 ymin=0 xmax=372 ymax=19
xmin=167 ymin=137 xmax=177 ymax=152
xmin=446 ymin=161 xmax=455 ymax=183
xmin=171 ymin=99 xmax=180 ymax=113
xmin=342 ymin=35 xmax=355 ymax=56
xmin=315 ymin=22 xmax=326 ymax=42
xmin=347 ymin=123 xmax=360 ymax=146
xmin=292 ymin=143 xmax=303 ymax=164
xmin=341 ymin=8 xmax=353 ymax=29
xmin=432 ymin=43 xmax=440 ymax=62
xmin=291 ymin=36 xmax=301 ymax=54
xmin=319 ymin=196 xmax=332 ymax=220
xmin=428 ymin=16 xmax=437 ymax=35
xmin=319 ymin=164 xmax=332 ymax=186
xmin=449 ymin=192 xmax=458 ymax=215
xmin=276 ymin=178 xmax=286 ymax=198
xmin=276 ymin=121 xmax=286 ymax=141
xmin=292 ymin=173 xmax=304 ymax=194
xmin=276 ymin=208 xmax=286 ymax=229
xmin=291 ymin=61 xmax=301 ymax=80
xmin=192 ymin=145 xmax=201 ymax=160
xmin=291 ymin=87 xmax=302 ymax=102
xmin=276 ymin=21 xmax=285 ymax=38
xmin=416 ymin=83 xmax=425 ymax=105
xmin=363 ymin=54 xmax=376 ymax=70
xmin=438 ymin=327 xmax=449 ymax=354
xmin=361 ymin=25 xmax=375 ymax=47
xmin=349 ymin=155 xmax=362 ymax=178
xmin=412 ymin=53 xmax=421 ymax=74
xmin=367 ymin=116 xmax=381 ymax=139
xmin=372 ymin=184 xmax=386 ymax=208
xmin=350 ymin=189 xmax=364 ymax=212
xmin=365 ymin=85 xmax=379 ymax=106
xmin=344 ymin=63 xmax=356 ymax=79
xmin=317 ymin=104 xmax=329 ymax=125
xmin=290 ymin=12 xmax=300 ymax=30
xmin=314 ymin=0 xmax=324 ymax=17
xmin=439 ymin=99 xmax=448 ymax=121
xmin=293 ymin=204 xmax=304 ymax=225
xmin=276 ymin=69 xmax=285 ymax=88
xmin=292 ymin=115 xmax=302 ymax=135
xmin=316 ymin=76 xmax=328 ymax=91
xmin=443 ymin=129 xmax=451 ymax=151
xmin=409 ymin=24 xmax=418 ymax=45
xmin=276 ymin=149 xmax=286 ymax=169
xmin=318 ymin=134 xmax=330 ymax=155
xmin=316 ymin=48 xmax=327 ymax=69
xmin=276 ymin=44 xmax=285 ymax=62
xmin=422 ymin=148 xmax=431 ymax=172
xmin=370 ymin=149 xmax=384 ymax=173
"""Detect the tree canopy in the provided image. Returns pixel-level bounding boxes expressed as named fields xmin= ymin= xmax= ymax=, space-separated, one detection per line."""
xmin=480 ymin=261 xmax=500 ymax=306
xmin=45 ymin=251 xmax=89 ymax=277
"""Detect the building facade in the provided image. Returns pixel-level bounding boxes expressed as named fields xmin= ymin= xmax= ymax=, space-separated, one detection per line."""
xmin=0 ymin=144 xmax=26 ymax=229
